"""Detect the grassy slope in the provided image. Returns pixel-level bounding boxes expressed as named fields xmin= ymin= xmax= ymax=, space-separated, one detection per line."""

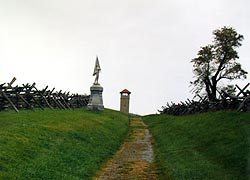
xmin=0 ymin=108 xmax=129 ymax=180
xmin=143 ymin=111 xmax=250 ymax=180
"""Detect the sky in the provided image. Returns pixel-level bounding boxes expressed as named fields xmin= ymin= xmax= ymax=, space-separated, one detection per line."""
xmin=0 ymin=0 xmax=250 ymax=115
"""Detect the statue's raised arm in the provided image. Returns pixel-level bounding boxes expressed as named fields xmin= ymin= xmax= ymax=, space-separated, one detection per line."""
xmin=93 ymin=56 xmax=101 ymax=85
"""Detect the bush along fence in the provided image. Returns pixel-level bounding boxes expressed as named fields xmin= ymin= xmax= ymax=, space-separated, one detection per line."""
xmin=0 ymin=77 xmax=90 ymax=112
xmin=159 ymin=83 xmax=250 ymax=116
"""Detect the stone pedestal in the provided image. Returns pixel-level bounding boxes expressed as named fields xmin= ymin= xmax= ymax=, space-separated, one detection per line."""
xmin=87 ymin=84 xmax=104 ymax=111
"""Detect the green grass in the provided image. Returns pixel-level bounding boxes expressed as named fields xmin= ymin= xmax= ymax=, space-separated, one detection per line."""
xmin=0 ymin=108 xmax=129 ymax=180
xmin=143 ymin=111 xmax=250 ymax=180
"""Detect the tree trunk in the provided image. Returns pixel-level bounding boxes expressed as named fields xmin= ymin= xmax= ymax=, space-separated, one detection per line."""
xmin=204 ymin=78 xmax=213 ymax=101
xmin=210 ymin=77 xmax=217 ymax=101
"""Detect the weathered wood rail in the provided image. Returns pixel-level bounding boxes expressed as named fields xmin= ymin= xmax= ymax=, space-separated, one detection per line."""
xmin=159 ymin=83 xmax=250 ymax=115
xmin=0 ymin=77 xmax=89 ymax=112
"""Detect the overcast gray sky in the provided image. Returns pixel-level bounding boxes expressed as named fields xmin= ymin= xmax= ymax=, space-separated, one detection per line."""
xmin=1 ymin=0 xmax=250 ymax=115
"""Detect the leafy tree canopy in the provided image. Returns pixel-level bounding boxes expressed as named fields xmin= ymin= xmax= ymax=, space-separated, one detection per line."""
xmin=191 ymin=26 xmax=247 ymax=101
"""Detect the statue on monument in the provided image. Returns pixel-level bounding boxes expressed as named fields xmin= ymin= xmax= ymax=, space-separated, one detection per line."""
xmin=87 ymin=56 xmax=104 ymax=111
xmin=93 ymin=56 xmax=101 ymax=85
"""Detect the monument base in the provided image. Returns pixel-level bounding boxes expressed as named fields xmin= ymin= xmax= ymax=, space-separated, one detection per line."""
xmin=87 ymin=84 xmax=104 ymax=111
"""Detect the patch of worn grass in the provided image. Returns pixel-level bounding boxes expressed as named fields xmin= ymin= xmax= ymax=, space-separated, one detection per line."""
xmin=143 ymin=111 xmax=250 ymax=180
xmin=0 ymin=108 xmax=129 ymax=180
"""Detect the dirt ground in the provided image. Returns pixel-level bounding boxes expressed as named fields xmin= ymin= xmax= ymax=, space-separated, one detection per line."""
xmin=93 ymin=117 xmax=158 ymax=180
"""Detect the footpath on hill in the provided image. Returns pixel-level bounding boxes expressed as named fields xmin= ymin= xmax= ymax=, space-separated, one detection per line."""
xmin=93 ymin=117 xmax=157 ymax=180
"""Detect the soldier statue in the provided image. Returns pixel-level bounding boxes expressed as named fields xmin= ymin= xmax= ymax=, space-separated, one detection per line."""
xmin=88 ymin=56 xmax=104 ymax=111
xmin=93 ymin=56 xmax=101 ymax=85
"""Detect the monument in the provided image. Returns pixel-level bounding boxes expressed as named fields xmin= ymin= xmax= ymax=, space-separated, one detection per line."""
xmin=120 ymin=89 xmax=131 ymax=114
xmin=87 ymin=56 xmax=104 ymax=111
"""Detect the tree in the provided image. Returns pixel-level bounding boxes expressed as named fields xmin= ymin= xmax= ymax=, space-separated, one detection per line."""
xmin=191 ymin=26 xmax=247 ymax=101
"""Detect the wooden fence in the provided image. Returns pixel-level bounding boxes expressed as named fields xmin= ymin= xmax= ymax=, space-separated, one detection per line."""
xmin=159 ymin=83 xmax=250 ymax=115
xmin=0 ymin=77 xmax=89 ymax=112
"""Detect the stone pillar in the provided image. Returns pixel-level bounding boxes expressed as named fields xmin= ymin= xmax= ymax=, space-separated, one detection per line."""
xmin=88 ymin=84 xmax=104 ymax=111
xmin=120 ymin=89 xmax=131 ymax=114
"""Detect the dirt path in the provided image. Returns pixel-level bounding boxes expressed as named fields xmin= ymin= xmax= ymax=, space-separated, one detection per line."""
xmin=93 ymin=117 xmax=157 ymax=180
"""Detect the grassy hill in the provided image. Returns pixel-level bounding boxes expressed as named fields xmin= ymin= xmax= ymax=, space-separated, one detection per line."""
xmin=143 ymin=111 xmax=250 ymax=180
xmin=0 ymin=108 xmax=129 ymax=180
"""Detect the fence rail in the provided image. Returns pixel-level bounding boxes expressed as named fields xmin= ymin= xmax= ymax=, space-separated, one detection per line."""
xmin=159 ymin=83 xmax=250 ymax=115
xmin=0 ymin=77 xmax=90 ymax=112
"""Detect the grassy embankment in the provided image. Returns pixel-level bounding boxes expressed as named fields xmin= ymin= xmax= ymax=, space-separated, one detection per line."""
xmin=143 ymin=111 xmax=250 ymax=180
xmin=0 ymin=108 xmax=129 ymax=180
